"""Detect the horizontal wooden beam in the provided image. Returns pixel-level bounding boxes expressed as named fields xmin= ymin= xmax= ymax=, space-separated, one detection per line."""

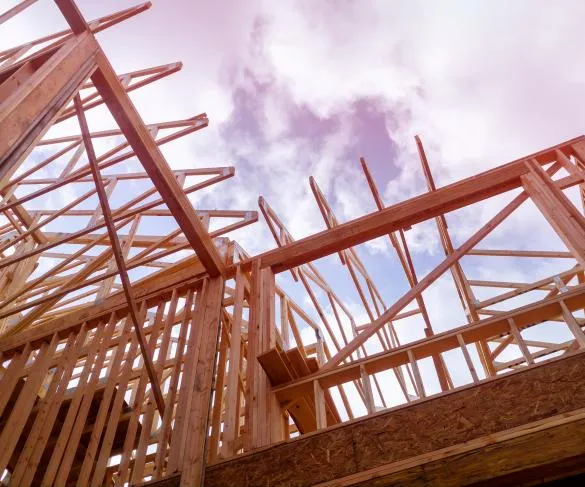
xmin=271 ymin=282 xmax=585 ymax=403
xmin=42 ymin=231 xmax=189 ymax=248
xmin=250 ymin=136 xmax=585 ymax=273
xmin=468 ymin=249 xmax=574 ymax=258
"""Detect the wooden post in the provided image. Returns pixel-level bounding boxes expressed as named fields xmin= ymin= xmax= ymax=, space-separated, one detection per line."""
xmin=245 ymin=261 xmax=286 ymax=450
xmin=360 ymin=364 xmax=375 ymax=415
xmin=315 ymin=330 xmax=328 ymax=427
xmin=280 ymin=293 xmax=290 ymax=349
xmin=207 ymin=323 xmax=229 ymax=462
xmin=153 ymin=292 xmax=194 ymax=479
xmin=314 ymin=379 xmax=328 ymax=429
xmin=221 ymin=265 xmax=245 ymax=458
xmin=180 ymin=275 xmax=224 ymax=487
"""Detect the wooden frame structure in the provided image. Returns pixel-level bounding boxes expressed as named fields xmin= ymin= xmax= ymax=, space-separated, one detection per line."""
xmin=2 ymin=1 xmax=585 ymax=485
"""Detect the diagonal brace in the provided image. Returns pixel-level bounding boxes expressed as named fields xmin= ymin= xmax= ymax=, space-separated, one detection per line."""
xmin=74 ymin=94 xmax=165 ymax=416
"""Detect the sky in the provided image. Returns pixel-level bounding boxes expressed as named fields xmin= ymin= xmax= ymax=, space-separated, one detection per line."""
xmin=3 ymin=0 xmax=585 ymax=411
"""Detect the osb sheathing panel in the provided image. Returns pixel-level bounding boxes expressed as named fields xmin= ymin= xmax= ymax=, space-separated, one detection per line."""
xmin=205 ymin=351 xmax=585 ymax=487
xmin=351 ymin=417 xmax=585 ymax=486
